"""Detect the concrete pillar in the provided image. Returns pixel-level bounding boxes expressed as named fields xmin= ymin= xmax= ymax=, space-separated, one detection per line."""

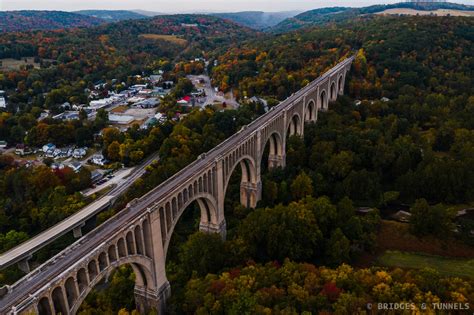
xmin=148 ymin=210 xmax=170 ymax=313
xmin=240 ymin=181 xmax=261 ymax=209
xmin=73 ymin=223 xmax=85 ymax=238
xmin=212 ymin=159 xmax=227 ymax=239
xmin=134 ymin=282 xmax=170 ymax=315
xmin=268 ymin=153 xmax=285 ymax=169
xmin=199 ymin=219 xmax=226 ymax=240
xmin=18 ymin=257 xmax=31 ymax=274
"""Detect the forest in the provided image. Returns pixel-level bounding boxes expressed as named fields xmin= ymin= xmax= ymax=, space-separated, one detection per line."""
xmin=77 ymin=15 xmax=474 ymax=314
xmin=0 ymin=10 xmax=473 ymax=315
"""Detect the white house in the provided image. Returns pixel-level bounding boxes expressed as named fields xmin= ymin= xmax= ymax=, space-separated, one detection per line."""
xmin=73 ymin=148 xmax=87 ymax=159
xmin=42 ymin=143 xmax=56 ymax=153
xmin=92 ymin=154 xmax=107 ymax=166
xmin=0 ymin=97 xmax=6 ymax=109
xmin=68 ymin=162 xmax=82 ymax=173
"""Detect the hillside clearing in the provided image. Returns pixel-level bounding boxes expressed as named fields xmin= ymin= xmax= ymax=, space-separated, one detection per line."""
xmin=138 ymin=34 xmax=188 ymax=45
xmin=377 ymin=8 xmax=474 ymax=17
xmin=378 ymin=250 xmax=474 ymax=278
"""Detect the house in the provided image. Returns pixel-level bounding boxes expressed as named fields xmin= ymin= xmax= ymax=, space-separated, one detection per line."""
xmin=42 ymin=143 xmax=56 ymax=153
xmin=133 ymin=98 xmax=159 ymax=109
xmin=149 ymin=75 xmax=163 ymax=84
xmin=163 ymin=81 xmax=174 ymax=89
xmin=51 ymin=163 xmax=65 ymax=170
xmin=154 ymin=112 xmax=167 ymax=123
xmin=73 ymin=148 xmax=87 ymax=159
xmin=138 ymin=89 xmax=153 ymax=97
xmin=0 ymin=97 xmax=6 ymax=109
xmin=91 ymin=169 xmax=104 ymax=183
xmin=92 ymin=154 xmax=107 ymax=166
xmin=109 ymin=114 xmax=134 ymax=125
xmin=0 ymin=141 xmax=7 ymax=149
xmin=177 ymin=96 xmax=192 ymax=106
xmin=15 ymin=144 xmax=32 ymax=156
xmin=354 ymin=100 xmax=362 ymax=106
xmin=68 ymin=162 xmax=82 ymax=173
xmin=131 ymin=84 xmax=147 ymax=91
xmin=381 ymin=97 xmax=391 ymax=102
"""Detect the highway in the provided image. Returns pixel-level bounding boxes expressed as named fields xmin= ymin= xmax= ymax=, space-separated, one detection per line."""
xmin=0 ymin=152 xmax=160 ymax=271
xmin=0 ymin=57 xmax=353 ymax=313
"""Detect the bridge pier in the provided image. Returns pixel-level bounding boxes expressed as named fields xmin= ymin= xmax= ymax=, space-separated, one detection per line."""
xmin=134 ymin=281 xmax=171 ymax=315
xmin=240 ymin=181 xmax=262 ymax=209
xmin=199 ymin=218 xmax=227 ymax=240
xmin=268 ymin=153 xmax=285 ymax=169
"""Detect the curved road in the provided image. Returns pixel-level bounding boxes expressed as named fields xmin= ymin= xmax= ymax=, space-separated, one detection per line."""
xmin=0 ymin=152 xmax=160 ymax=271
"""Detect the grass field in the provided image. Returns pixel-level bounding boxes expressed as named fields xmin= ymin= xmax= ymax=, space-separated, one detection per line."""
xmin=138 ymin=34 xmax=188 ymax=46
xmin=377 ymin=8 xmax=474 ymax=17
xmin=0 ymin=57 xmax=40 ymax=71
xmin=110 ymin=105 xmax=128 ymax=113
xmin=378 ymin=250 xmax=474 ymax=278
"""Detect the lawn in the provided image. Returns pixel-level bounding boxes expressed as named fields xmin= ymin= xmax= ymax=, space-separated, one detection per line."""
xmin=377 ymin=250 xmax=474 ymax=278
xmin=138 ymin=34 xmax=188 ymax=46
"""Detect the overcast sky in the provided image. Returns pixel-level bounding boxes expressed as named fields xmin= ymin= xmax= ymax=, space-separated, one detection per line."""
xmin=2 ymin=0 xmax=471 ymax=13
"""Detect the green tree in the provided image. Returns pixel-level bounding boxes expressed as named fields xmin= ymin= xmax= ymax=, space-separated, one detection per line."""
xmin=290 ymin=171 xmax=313 ymax=200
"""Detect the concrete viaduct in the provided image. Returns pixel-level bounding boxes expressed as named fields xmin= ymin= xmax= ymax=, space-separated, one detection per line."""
xmin=0 ymin=56 xmax=354 ymax=315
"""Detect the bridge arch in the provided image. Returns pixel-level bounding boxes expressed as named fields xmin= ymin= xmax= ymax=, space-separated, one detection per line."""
xmin=338 ymin=74 xmax=344 ymax=94
xmin=261 ymin=131 xmax=284 ymax=170
xmin=64 ymin=256 xmax=155 ymax=315
xmin=330 ymin=81 xmax=337 ymax=100
xmin=320 ymin=89 xmax=328 ymax=110
xmin=287 ymin=113 xmax=302 ymax=137
xmin=162 ymin=192 xmax=219 ymax=256
xmin=305 ymin=99 xmax=317 ymax=122
xmin=224 ymin=155 xmax=258 ymax=209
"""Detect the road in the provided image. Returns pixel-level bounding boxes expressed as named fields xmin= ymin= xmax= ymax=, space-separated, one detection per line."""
xmin=0 ymin=57 xmax=353 ymax=313
xmin=0 ymin=152 xmax=160 ymax=271
xmin=187 ymin=74 xmax=240 ymax=108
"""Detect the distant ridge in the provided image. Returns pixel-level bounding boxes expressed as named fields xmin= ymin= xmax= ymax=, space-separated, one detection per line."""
xmin=271 ymin=2 xmax=474 ymax=33
xmin=76 ymin=10 xmax=148 ymax=22
xmin=0 ymin=10 xmax=104 ymax=33
xmin=211 ymin=11 xmax=299 ymax=30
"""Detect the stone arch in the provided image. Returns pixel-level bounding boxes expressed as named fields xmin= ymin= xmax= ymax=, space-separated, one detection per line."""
xmin=171 ymin=197 xmax=177 ymax=220
xmin=165 ymin=203 xmax=172 ymax=232
xmin=117 ymin=237 xmax=127 ymax=258
xmin=134 ymin=225 xmax=144 ymax=255
xmin=203 ymin=173 xmax=208 ymax=193
xmin=330 ymin=81 xmax=337 ymax=100
xmin=287 ymin=113 xmax=302 ymax=137
xmin=51 ymin=286 xmax=68 ymax=315
xmin=126 ymin=231 xmax=135 ymax=255
xmin=142 ymin=219 xmax=152 ymax=257
xmin=38 ymin=296 xmax=52 ymax=315
xmin=162 ymin=193 xmax=219 ymax=257
xmin=305 ymin=99 xmax=317 ymax=122
xmin=77 ymin=268 xmax=88 ymax=294
xmin=223 ymin=155 xmax=259 ymax=209
xmin=261 ymin=131 xmax=284 ymax=170
xmin=65 ymin=276 xmax=78 ymax=310
xmin=338 ymin=74 xmax=344 ymax=94
xmin=98 ymin=252 xmax=108 ymax=271
xmin=87 ymin=260 xmax=98 ymax=280
xmin=320 ymin=89 xmax=328 ymax=110
xmin=108 ymin=244 xmax=117 ymax=262
xmin=69 ymin=256 xmax=155 ymax=314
